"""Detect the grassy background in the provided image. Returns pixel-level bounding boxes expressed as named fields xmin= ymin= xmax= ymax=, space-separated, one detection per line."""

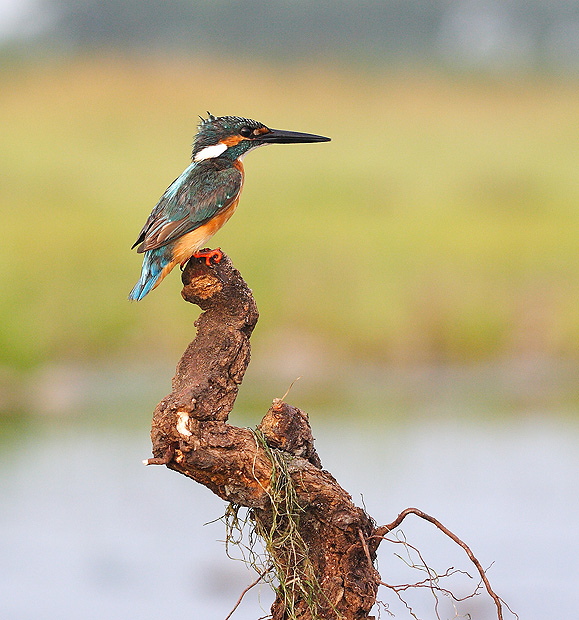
xmin=0 ymin=51 xmax=577 ymax=620
xmin=1 ymin=56 xmax=577 ymax=374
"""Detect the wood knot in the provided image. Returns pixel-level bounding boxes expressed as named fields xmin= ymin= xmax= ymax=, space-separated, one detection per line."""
xmin=184 ymin=273 xmax=222 ymax=300
xmin=257 ymin=401 xmax=322 ymax=468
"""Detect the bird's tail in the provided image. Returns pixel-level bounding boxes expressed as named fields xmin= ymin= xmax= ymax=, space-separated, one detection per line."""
xmin=129 ymin=248 xmax=174 ymax=301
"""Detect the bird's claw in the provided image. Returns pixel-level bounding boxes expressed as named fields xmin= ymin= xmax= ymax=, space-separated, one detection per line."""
xmin=192 ymin=247 xmax=223 ymax=267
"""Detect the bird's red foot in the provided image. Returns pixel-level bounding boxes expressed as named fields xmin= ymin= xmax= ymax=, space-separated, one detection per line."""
xmin=192 ymin=247 xmax=223 ymax=267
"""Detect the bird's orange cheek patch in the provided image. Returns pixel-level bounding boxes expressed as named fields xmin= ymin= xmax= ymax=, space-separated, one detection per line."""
xmin=221 ymin=135 xmax=245 ymax=147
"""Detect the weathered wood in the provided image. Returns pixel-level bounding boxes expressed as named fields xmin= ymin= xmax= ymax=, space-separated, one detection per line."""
xmin=148 ymin=252 xmax=379 ymax=619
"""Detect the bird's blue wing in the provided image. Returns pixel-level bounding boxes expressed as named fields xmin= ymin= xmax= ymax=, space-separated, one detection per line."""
xmin=132 ymin=160 xmax=243 ymax=253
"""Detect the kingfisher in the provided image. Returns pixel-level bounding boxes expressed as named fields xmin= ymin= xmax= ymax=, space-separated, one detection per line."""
xmin=129 ymin=114 xmax=330 ymax=301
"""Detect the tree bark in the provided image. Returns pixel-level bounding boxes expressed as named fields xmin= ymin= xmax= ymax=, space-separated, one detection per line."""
xmin=146 ymin=252 xmax=506 ymax=620
xmin=147 ymin=254 xmax=380 ymax=619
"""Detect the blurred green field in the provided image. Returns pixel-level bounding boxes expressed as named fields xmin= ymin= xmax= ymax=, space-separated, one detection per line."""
xmin=1 ymin=56 xmax=578 ymax=370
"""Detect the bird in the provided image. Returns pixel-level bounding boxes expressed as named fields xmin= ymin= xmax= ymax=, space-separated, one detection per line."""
xmin=129 ymin=113 xmax=330 ymax=301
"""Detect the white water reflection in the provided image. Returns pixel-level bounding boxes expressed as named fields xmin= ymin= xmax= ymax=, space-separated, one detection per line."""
xmin=0 ymin=414 xmax=577 ymax=619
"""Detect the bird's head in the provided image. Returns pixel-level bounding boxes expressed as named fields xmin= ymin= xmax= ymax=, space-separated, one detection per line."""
xmin=192 ymin=113 xmax=330 ymax=163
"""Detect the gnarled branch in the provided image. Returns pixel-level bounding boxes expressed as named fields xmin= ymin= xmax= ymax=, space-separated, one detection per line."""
xmin=145 ymin=252 xmax=510 ymax=620
xmin=146 ymin=253 xmax=378 ymax=620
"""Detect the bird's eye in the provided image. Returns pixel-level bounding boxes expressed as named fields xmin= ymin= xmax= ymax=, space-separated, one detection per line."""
xmin=240 ymin=126 xmax=252 ymax=138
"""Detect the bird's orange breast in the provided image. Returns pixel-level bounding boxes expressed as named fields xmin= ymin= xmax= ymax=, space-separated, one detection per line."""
xmin=171 ymin=195 xmax=241 ymax=266
xmin=168 ymin=159 xmax=245 ymax=272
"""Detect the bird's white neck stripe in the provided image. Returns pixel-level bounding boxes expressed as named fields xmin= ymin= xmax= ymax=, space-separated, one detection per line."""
xmin=194 ymin=142 xmax=228 ymax=162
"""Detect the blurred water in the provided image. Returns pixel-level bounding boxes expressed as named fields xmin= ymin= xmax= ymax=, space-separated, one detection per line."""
xmin=0 ymin=413 xmax=577 ymax=619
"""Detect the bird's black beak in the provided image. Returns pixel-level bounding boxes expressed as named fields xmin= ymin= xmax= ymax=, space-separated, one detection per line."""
xmin=259 ymin=128 xmax=331 ymax=144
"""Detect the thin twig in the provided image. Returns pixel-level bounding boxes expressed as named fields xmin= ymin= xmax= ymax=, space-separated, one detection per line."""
xmin=374 ymin=507 xmax=507 ymax=620
xmin=382 ymin=530 xmax=445 ymax=620
xmin=224 ymin=565 xmax=272 ymax=620
xmin=358 ymin=529 xmax=373 ymax=567
xmin=280 ymin=376 xmax=302 ymax=402
xmin=379 ymin=577 xmax=482 ymax=602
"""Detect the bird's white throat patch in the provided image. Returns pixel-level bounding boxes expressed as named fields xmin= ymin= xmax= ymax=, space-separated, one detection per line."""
xmin=194 ymin=142 xmax=228 ymax=162
xmin=237 ymin=142 xmax=266 ymax=161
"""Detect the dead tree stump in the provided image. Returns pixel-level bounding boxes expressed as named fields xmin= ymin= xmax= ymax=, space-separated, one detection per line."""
xmin=147 ymin=253 xmax=380 ymax=619
xmin=145 ymin=252 xmax=508 ymax=620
